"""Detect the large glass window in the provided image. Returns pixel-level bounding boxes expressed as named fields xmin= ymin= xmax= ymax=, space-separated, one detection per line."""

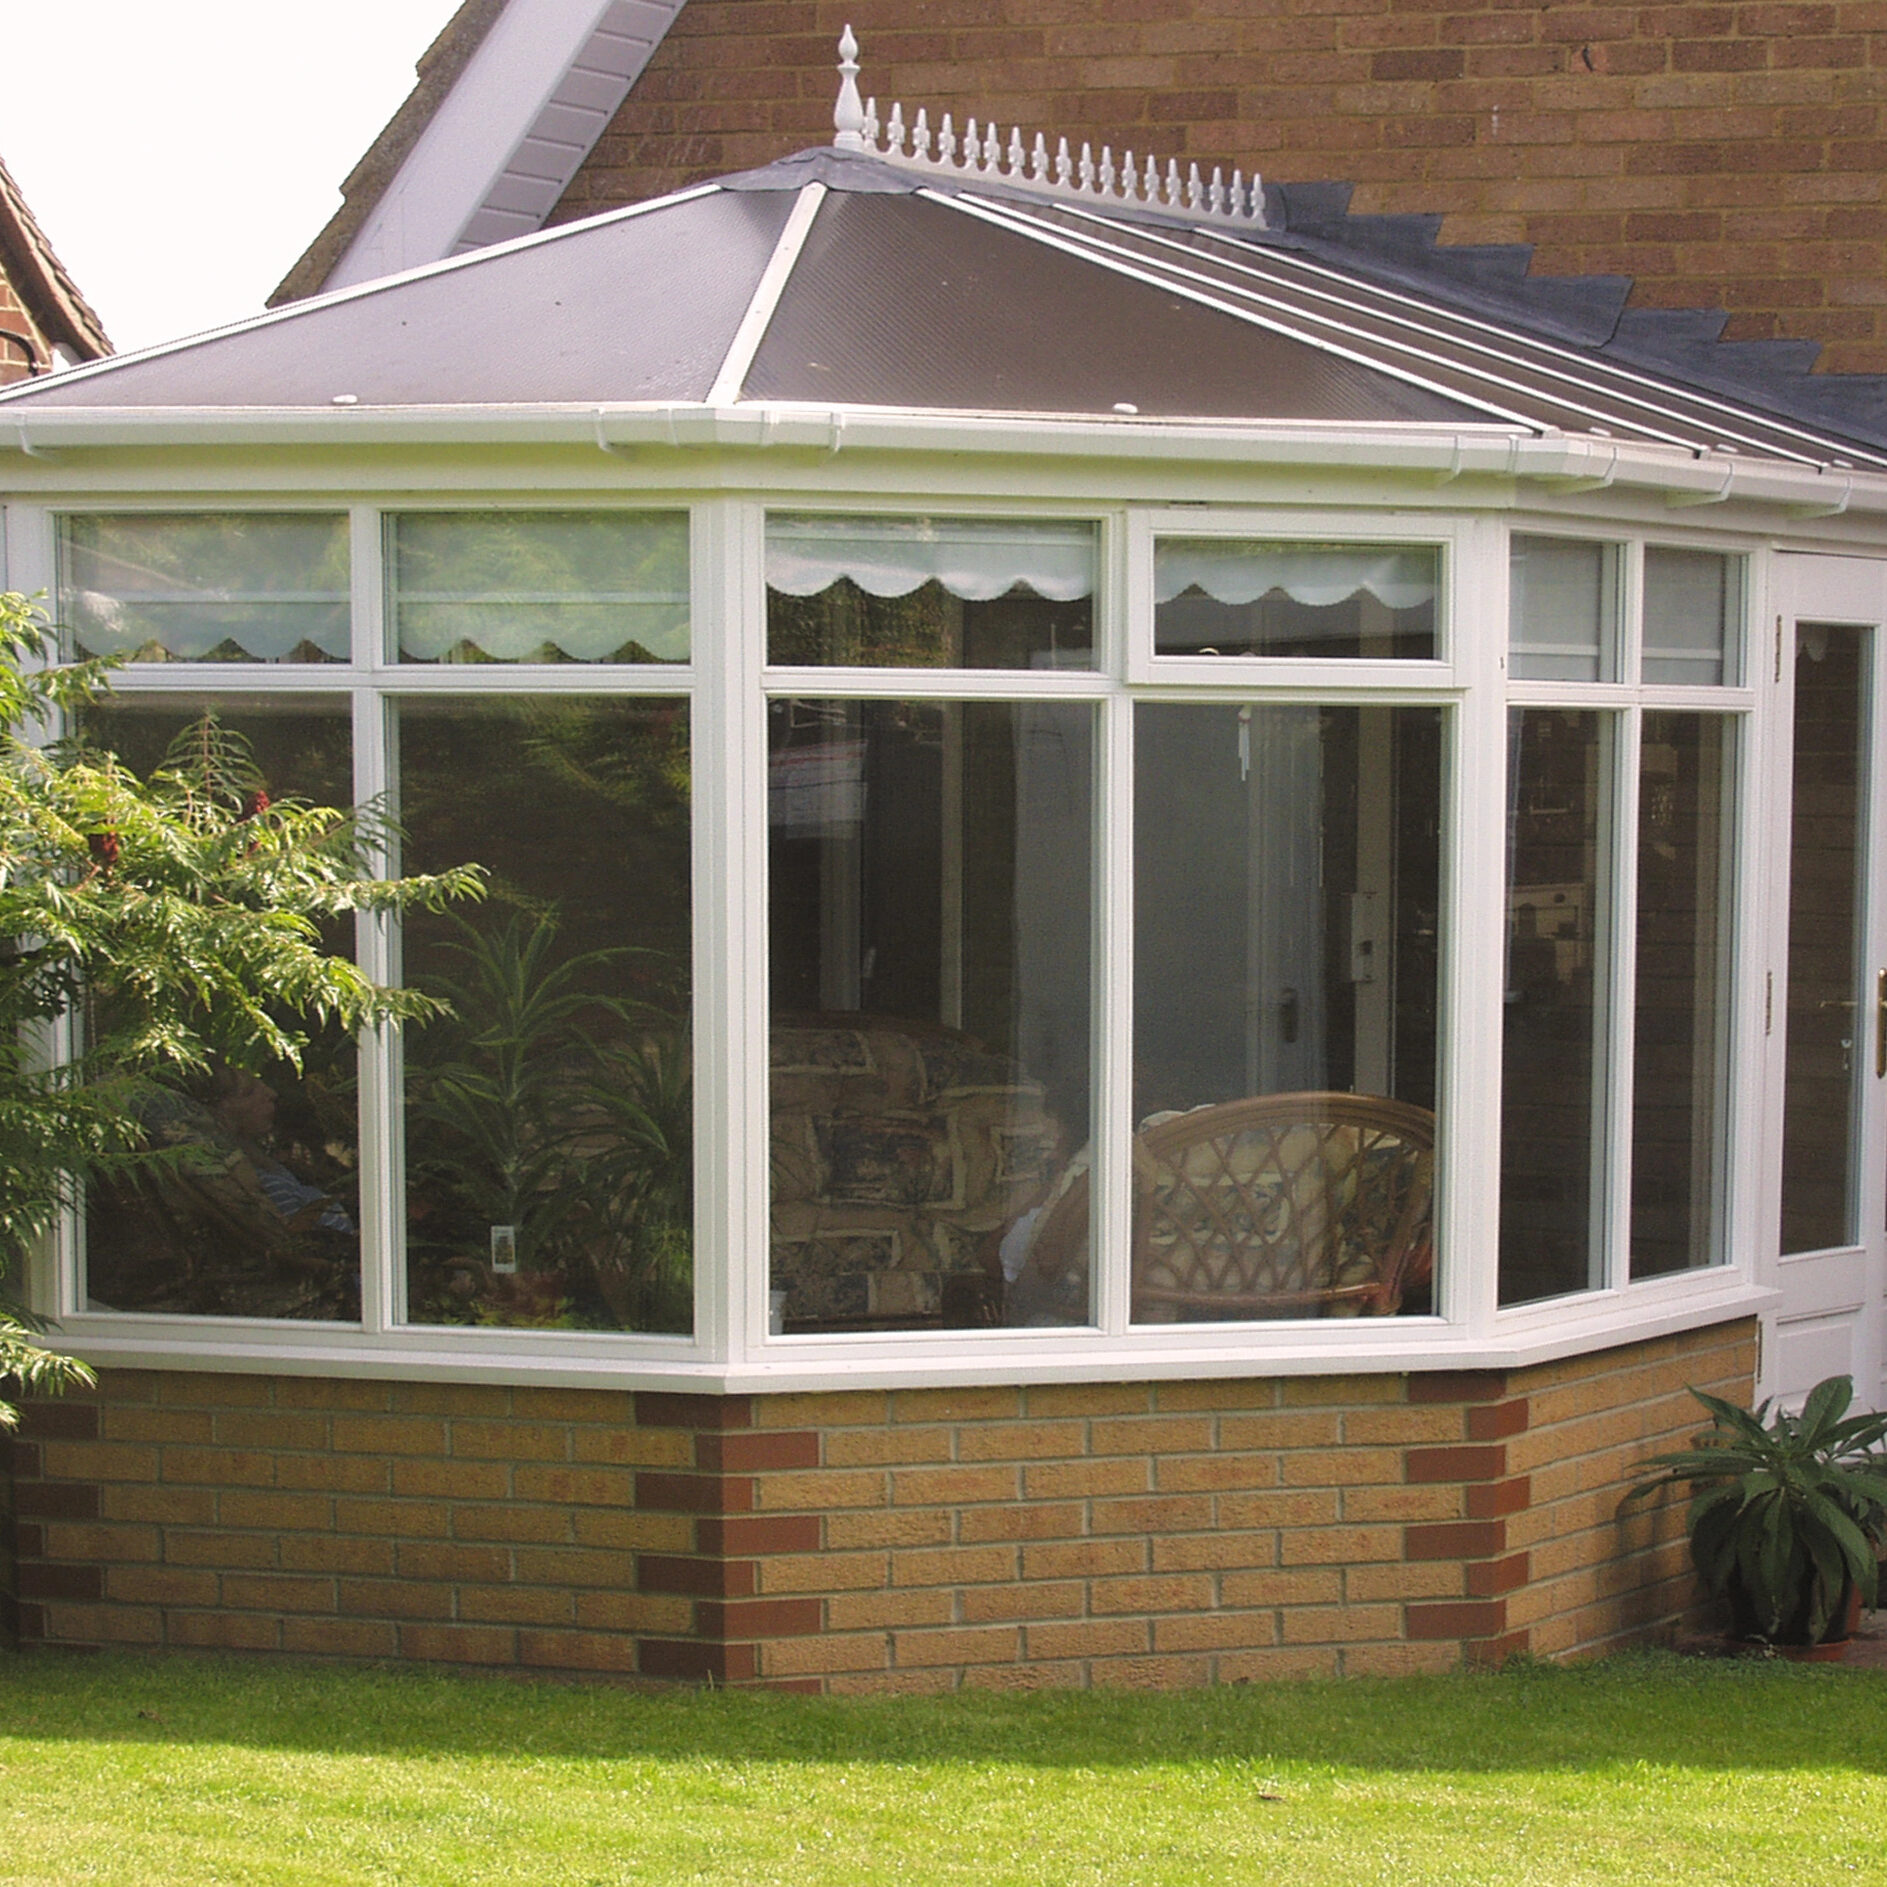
xmin=766 ymin=516 xmax=1095 ymax=669
xmin=390 ymin=512 xmax=690 ymax=664
xmin=1509 ymin=535 xmax=1620 ymax=683
xmin=767 ymin=698 xmax=1094 ymax=1331
xmin=1130 ymin=702 xmax=1444 ymax=1321
xmin=80 ymin=702 xmax=362 ymax=1320
xmin=59 ymin=514 xmax=349 ymax=663
xmin=1154 ymin=541 xmax=1438 ymax=660
xmin=397 ymin=698 xmax=693 ymax=1333
xmin=1643 ymin=547 xmax=1742 ymax=687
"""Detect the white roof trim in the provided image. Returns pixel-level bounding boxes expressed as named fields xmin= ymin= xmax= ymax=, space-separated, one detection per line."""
xmin=327 ymin=0 xmax=686 ymax=292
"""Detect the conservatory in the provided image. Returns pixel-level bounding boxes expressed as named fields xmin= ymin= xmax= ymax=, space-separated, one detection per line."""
xmin=2 ymin=58 xmax=1884 ymax=1682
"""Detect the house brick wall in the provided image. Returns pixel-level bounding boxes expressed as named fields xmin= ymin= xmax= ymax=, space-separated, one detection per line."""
xmin=0 ymin=261 xmax=49 ymax=385
xmin=550 ymin=0 xmax=1887 ymax=372
xmin=2 ymin=1318 xmax=1753 ymax=1686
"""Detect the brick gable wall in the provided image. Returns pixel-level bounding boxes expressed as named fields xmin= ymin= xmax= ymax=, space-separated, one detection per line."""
xmin=2 ymin=1320 xmax=1754 ymax=1686
xmin=549 ymin=1 xmax=1887 ymax=373
xmin=0 ymin=258 xmax=50 ymax=384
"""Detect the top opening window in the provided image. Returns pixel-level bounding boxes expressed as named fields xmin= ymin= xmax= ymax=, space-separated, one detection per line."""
xmin=59 ymin=514 xmax=349 ymax=664
xmin=1509 ymin=535 xmax=1621 ymax=683
xmin=1154 ymin=540 xmax=1438 ymax=661
xmin=390 ymin=512 xmax=690 ymax=665
xmin=766 ymin=516 xmax=1096 ymax=669
xmin=1643 ymin=547 xmax=1743 ymax=687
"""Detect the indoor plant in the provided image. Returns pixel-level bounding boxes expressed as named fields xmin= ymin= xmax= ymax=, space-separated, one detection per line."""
xmin=1628 ymin=1374 xmax=1887 ymax=1653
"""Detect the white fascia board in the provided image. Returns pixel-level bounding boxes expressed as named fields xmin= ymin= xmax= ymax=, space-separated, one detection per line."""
xmin=327 ymin=0 xmax=686 ymax=292
xmin=3 ymin=403 xmax=1880 ymax=511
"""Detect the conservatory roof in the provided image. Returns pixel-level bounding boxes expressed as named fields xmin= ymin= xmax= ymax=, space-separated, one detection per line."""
xmin=6 ymin=138 xmax=1887 ymax=475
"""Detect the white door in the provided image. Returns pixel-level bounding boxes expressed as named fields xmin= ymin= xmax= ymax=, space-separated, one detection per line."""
xmin=1768 ymin=556 xmax=1887 ymax=1412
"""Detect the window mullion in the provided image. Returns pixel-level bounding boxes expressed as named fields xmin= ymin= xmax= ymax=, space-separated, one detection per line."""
xmin=1604 ymin=708 xmax=1643 ymax=1293
xmin=354 ymin=684 xmax=397 ymax=1337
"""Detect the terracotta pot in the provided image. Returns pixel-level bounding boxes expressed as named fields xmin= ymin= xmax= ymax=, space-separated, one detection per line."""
xmin=1730 ymin=1581 xmax=1864 ymax=1661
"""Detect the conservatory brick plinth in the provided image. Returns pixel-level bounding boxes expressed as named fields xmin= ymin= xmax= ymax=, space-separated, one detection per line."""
xmin=1 ymin=1320 xmax=1753 ymax=1685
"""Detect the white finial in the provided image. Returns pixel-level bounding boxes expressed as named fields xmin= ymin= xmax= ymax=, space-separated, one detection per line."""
xmin=1056 ymin=136 xmax=1073 ymax=186
xmin=912 ymin=107 xmax=932 ymax=159
xmin=1009 ymin=126 xmax=1026 ymax=175
xmin=1231 ymin=170 xmax=1246 ymax=217
xmin=863 ymin=96 xmax=879 ymax=146
xmin=1078 ymin=142 xmax=1095 ymax=190
xmin=984 ymin=122 xmax=1002 ymax=169
xmin=965 ymin=117 xmax=981 ymax=169
xmin=1031 ymin=132 xmax=1049 ymax=180
xmin=1209 ymin=167 xmax=1226 ymax=215
xmin=1099 ymin=146 xmax=1116 ymax=194
xmin=1186 ymin=162 xmax=1203 ymax=211
xmin=1122 ymin=151 xmax=1139 ymax=199
xmin=834 ymin=26 xmax=866 ymax=149
xmin=1166 ymin=159 xmax=1182 ymax=206
xmin=939 ymin=112 xmax=957 ymax=164
xmin=887 ymin=101 xmax=907 ymax=154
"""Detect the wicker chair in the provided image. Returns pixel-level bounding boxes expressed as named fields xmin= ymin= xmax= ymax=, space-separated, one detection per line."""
xmin=1011 ymin=1091 xmax=1435 ymax=1324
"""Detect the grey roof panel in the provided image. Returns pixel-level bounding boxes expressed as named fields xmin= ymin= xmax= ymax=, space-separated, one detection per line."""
xmin=4 ymin=188 xmax=791 ymax=409
xmin=742 ymin=188 xmax=1488 ymax=425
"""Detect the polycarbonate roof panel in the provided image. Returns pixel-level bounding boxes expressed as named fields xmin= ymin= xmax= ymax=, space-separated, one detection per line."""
xmin=2 ymin=189 xmax=793 ymax=409
xmin=989 ymin=193 xmax=1887 ymax=468
xmin=741 ymin=188 xmax=1489 ymax=425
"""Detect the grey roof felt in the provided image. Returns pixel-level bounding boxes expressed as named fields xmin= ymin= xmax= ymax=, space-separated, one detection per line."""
xmin=7 ymin=144 xmax=1886 ymax=470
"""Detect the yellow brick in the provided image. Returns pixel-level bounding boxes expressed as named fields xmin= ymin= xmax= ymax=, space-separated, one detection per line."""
xmin=758 ymin=1390 xmax=889 ymax=1429
xmin=955 ymin=1420 xmax=1089 ymax=1461
xmin=1221 ymin=1566 xmax=1342 ymax=1607
xmin=104 ymin=1407 xmax=213 ymax=1444
xmin=1023 ymin=1618 xmax=1149 ymax=1661
xmin=960 ymin=1581 xmax=1086 ymax=1624
xmin=892 ymin=1387 xmax=1023 ymax=1425
xmin=956 ymin=1502 xmax=1085 ymax=1544
xmin=1280 ymin=1446 xmax=1403 ymax=1488
xmin=1342 ymin=1405 xmax=1465 ymax=1445
xmin=1339 ymin=1484 xmax=1464 ymax=1522
xmin=1217 ymin=1489 xmax=1340 ymax=1529
xmin=961 ymin=1663 xmax=1089 ymax=1690
xmin=829 ymin=1668 xmax=960 ymax=1696
xmin=574 ymin=1591 xmax=693 ymax=1634
xmin=1153 ymin=1453 xmax=1279 ymax=1493
xmin=1278 ymin=1524 xmax=1402 ymax=1566
xmin=1344 ymin=1561 xmax=1465 ymax=1602
xmin=1020 ymin=1458 xmax=1147 ymax=1500
xmin=1087 ymin=1654 xmax=1215 ymax=1689
xmin=826 ymin=1589 xmax=956 ymax=1632
xmin=1020 ymin=1537 xmax=1147 ymax=1580
xmin=891 ymin=1624 xmax=1022 ymax=1668
xmin=1154 ymin=1379 xmax=1280 ymax=1413
xmin=824 ymin=1426 xmax=955 ymax=1467
xmin=1152 ymin=1611 xmax=1279 ymax=1652
xmin=757 ymin=1552 xmax=888 ymax=1594
xmin=1088 ymin=1415 xmax=1215 ymax=1456
xmin=1217 ymin=1646 xmax=1341 ymax=1681
xmin=393 ymin=1382 xmax=515 ymax=1418
xmin=1280 ymin=1374 xmax=1401 ymax=1406
xmin=1024 ymin=1382 xmax=1153 ymax=1418
xmin=761 ymin=1633 xmax=890 ymax=1677
xmin=1218 ymin=1411 xmax=1341 ymax=1451
xmin=1279 ymin=1602 xmax=1403 ymax=1645
xmin=1343 ymin=1642 xmax=1461 ymax=1677
xmin=1149 ymin=1531 xmax=1278 ymax=1574
xmin=1089 ymin=1573 xmax=1215 ymax=1616
xmin=570 ymin=1428 xmax=694 ymax=1467
xmin=892 ymin=1545 xmax=1018 ymax=1586
xmin=758 ymin=1469 xmax=888 ymax=1511
xmin=889 ymin=1465 xmax=1019 ymax=1506
xmin=825 ymin=1510 xmax=954 ymax=1550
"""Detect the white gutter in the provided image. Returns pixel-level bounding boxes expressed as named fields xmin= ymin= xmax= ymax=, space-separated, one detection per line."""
xmin=2 ymin=403 xmax=1880 ymax=516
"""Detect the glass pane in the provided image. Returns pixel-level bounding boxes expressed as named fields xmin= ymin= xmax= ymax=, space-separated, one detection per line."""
xmin=1630 ymin=713 xmax=1734 ymax=1278
xmin=768 ymin=699 xmax=1093 ymax=1331
xmin=1154 ymin=541 xmax=1438 ymax=659
xmin=399 ymin=699 xmax=693 ymax=1333
xmin=80 ymin=704 xmax=361 ymax=1320
xmin=1643 ymin=547 xmax=1742 ymax=686
xmin=1500 ymin=709 xmax=1612 ymax=1306
xmin=1132 ymin=703 xmax=1443 ymax=1322
xmin=1781 ymin=624 xmax=1868 ymax=1253
xmin=1509 ymin=535 xmax=1619 ymax=683
xmin=766 ymin=516 xmax=1095 ymax=668
xmin=59 ymin=514 xmax=349 ymax=663
xmin=391 ymin=512 xmax=690 ymax=664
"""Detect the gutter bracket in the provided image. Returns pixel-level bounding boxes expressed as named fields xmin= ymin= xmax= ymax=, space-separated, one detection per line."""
xmin=1665 ymin=458 xmax=1738 ymax=508
xmin=1788 ymin=473 xmax=1854 ymax=521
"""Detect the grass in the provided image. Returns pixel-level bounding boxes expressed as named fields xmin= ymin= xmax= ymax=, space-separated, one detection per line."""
xmin=1 ymin=1650 xmax=1883 ymax=1884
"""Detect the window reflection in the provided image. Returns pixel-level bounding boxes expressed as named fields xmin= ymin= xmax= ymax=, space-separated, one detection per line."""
xmin=1128 ymin=703 xmax=1443 ymax=1322
xmin=767 ymin=698 xmax=1094 ymax=1331
xmin=398 ymin=699 xmax=693 ymax=1334
xmin=81 ymin=705 xmax=362 ymax=1320
xmin=1500 ymin=709 xmax=1610 ymax=1305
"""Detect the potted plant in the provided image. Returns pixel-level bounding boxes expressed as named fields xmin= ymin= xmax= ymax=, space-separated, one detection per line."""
xmin=1628 ymin=1374 xmax=1887 ymax=1656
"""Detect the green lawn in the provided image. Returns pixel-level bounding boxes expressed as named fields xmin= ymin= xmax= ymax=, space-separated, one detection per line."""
xmin=1 ymin=1650 xmax=1882 ymax=1884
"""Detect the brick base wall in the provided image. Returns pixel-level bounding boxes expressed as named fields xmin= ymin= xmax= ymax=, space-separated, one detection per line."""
xmin=1 ymin=1319 xmax=1753 ymax=1688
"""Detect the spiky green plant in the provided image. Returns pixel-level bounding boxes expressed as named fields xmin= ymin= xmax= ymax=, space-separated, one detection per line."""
xmin=1628 ymin=1374 xmax=1887 ymax=1645
xmin=0 ymin=590 xmax=482 ymax=1423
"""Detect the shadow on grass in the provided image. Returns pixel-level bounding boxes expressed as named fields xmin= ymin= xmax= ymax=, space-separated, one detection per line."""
xmin=1 ymin=1648 xmax=1884 ymax=1776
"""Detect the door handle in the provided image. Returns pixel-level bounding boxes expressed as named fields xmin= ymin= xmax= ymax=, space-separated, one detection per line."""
xmin=1877 ymin=969 xmax=1886 ymax=1079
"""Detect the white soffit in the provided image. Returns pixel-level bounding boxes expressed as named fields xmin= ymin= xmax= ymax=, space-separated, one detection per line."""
xmin=327 ymin=0 xmax=686 ymax=292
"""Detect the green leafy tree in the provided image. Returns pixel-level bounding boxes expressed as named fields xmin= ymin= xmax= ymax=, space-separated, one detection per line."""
xmin=0 ymin=591 xmax=481 ymax=1425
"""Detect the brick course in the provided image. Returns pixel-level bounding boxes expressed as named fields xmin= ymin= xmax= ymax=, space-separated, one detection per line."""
xmin=545 ymin=0 xmax=1887 ymax=371
xmin=1 ymin=1320 xmax=1752 ymax=1686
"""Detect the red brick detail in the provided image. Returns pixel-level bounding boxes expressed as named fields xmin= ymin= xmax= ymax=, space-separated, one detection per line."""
xmin=11 ymin=1482 xmax=101 ymax=1520
xmin=636 ymin=1393 xmax=753 ymax=1431
xmin=15 ymin=1563 xmax=102 ymax=1601
xmin=637 ymin=1471 xmax=756 ymax=1513
xmin=696 ymin=1515 xmax=821 ymax=1556
xmin=14 ymin=1403 xmax=100 ymax=1441
xmin=1466 ymin=1399 xmax=1531 ymax=1442
xmin=1466 ymin=1553 xmax=1531 ymax=1599
xmin=1407 ymin=1599 xmax=1509 ymax=1641
xmin=1405 ymin=1521 xmax=1507 ymax=1561
xmin=638 ymin=1637 xmax=760 ymax=1684
xmin=1406 ymin=1445 xmax=1507 ymax=1483
xmin=638 ymin=1555 xmax=759 ymax=1599
xmin=698 ymin=1598 xmax=823 ymax=1639
xmin=1467 ymin=1477 xmax=1532 ymax=1520
xmin=697 ymin=1430 xmax=819 ymax=1473
xmin=1408 ymin=1372 xmax=1509 ymax=1405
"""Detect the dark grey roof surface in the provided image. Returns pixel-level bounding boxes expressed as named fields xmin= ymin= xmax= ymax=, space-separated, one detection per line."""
xmin=7 ymin=143 xmax=1886 ymax=471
